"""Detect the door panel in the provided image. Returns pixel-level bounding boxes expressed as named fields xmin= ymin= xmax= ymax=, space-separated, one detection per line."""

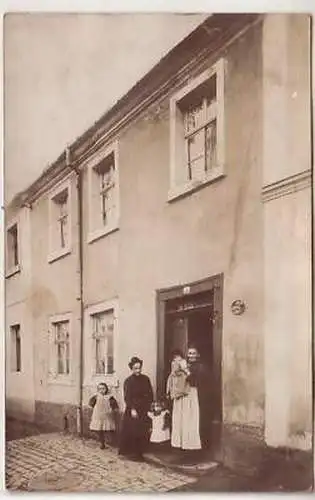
xmin=187 ymin=309 xmax=213 ymax=370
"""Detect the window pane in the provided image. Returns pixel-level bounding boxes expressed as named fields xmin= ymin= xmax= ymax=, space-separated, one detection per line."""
xmin=187 ymin=129 xmax=205 ymax=181
xmin=189 ymin=156 xmax=206 ymax=181
xmin=187 ymin=129 xmax=205 ymax=162
xmin=60 ymin=200 xmax=68 ymax=217
xmin=57 ymin=343 xmax=64 ymax=374
xmin=13 ymin=228 xmax=19 ymax=266
xmin=205 ymin=74 xmax=217 ymax=113
xmin=7 ymin=225 xmax=19 ymax=268
xmin=55 ymin=321 xmax=70 ymax=375
xmin=96 ymin=337 xmax=106 ymax=374
xmin=106 ymin=333 xmax=114 ymax=374
xmin=92 ymin=310 xmax=114 ymax=375
xmin=184 ymin=100 xmax=204 ymax=134
xmin=16 ymin=330 xmax=21 ymax=372
xmin=101 ymin=193 xmax=107 ymax=225
xmin=99 ymin=167 xmax=115 ymax=227
xmin=205 ymin=120 xmax=217 ymax=171
xmin=65 ymin=339 xmax=70 ymax=375
xmin=60 ymin=218 xmax=67 ymax=248
xmin=107 ymin=356 xmax=114 ymax=375
xmin=10 ymin=325 xmax=21 ymax=372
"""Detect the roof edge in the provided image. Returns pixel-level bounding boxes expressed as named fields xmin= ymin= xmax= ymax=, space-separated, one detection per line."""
xmin=8 ymin=13 xmax=261 ymax=210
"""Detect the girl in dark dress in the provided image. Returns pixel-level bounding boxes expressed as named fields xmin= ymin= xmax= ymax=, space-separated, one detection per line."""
xmin=118 ymin=356 xmax=153 ymax=461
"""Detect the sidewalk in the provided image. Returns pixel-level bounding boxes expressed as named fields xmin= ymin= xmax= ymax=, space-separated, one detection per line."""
xmin=144 ymin=444 xmax=220 ymax=477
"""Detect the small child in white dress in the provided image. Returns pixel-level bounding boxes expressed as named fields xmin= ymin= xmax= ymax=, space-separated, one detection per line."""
xmin=147 ymin=400 xmax=171 ymax=445
xmin=166 ymin=350 xmax=190 ymax=400
xmin=89 ymin=382 xmax=119 ymax=449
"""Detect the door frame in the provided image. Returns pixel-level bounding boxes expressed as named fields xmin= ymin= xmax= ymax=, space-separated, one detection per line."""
xmin=156 ymin=272 xmax=224 ymax=425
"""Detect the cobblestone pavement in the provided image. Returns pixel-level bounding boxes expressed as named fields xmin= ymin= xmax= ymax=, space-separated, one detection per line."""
xmin=6 ymin=433 xmax=196 ymax=493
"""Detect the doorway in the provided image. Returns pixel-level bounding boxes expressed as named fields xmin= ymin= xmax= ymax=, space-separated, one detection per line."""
xmin=156 ymin=274 xmax=223 ymax=451
xmin=163 ymin=290 xmax=214 ymax=388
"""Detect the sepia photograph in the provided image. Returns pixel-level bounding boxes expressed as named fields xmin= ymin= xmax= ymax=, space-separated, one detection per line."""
xmin=3 ymin=9 xmax=314 ymax=493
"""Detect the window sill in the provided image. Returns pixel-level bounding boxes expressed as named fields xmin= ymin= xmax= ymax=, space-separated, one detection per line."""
xmin=48 ymin=375 xmax=74 ymax=386
xmin=48 ymin=247 xmax=72 ymax=264
xmin=168 ymin=167 xmax=225 ymax=203
xmin=87 ymin=224 xmax=119 ymax=245
xmin=84 ymin=373 xmax=119 ymax=389
xmin=5 ymin=265 xmax=21 ymax=279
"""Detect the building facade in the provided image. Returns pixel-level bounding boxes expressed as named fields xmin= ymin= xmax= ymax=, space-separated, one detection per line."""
xmin=5 ymin=14 xmax=312 ymax=468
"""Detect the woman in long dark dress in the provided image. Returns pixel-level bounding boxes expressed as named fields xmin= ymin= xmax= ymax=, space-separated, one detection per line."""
xmin=118 ymin=356 xmax=153 ymax=461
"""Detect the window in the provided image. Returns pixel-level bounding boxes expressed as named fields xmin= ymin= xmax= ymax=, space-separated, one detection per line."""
xmin=10 ymin=324 xmax=21 ymax=372
xmin=84 ymin=299 xmax=118 ymax=386
xmin=96 ymin=155 xmax=116 ymax=228
xmin=169 ymin=59 xmax=225 ymax=201
xmin=92 ymin=310 xmax=114 ymax=375
xmin=48 ymin=182 xmax=72 ymax=262
xmin=53 ymin=320 xmax=70 ymax=375
xmin=48 ymin=313 xmax=73 ymax=384
xmin=181 ymin=76 xmax=217 ymax=180
xmin=6 ymin=223 xmax=20 ymax=275
xmin=88 ymin=142 xmax=119 ymax=243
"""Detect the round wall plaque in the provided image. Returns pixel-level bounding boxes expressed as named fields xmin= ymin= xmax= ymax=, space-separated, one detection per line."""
xmin=231 ymin=299 xmax=246 ymax=315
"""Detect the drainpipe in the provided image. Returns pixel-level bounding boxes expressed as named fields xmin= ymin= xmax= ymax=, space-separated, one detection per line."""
xmin=66 ymin=146 xmax=84 ymax=437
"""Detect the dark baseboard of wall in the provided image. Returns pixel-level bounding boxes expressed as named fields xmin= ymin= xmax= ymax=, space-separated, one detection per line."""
xmin=217 ymin=422 xmax=313 ymax=491
xmin=34 ymin=400 xmax=121 ymax=440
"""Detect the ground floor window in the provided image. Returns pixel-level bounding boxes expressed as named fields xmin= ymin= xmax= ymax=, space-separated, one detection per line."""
xmin=54 ymin=320 xmax=70 ymax=375
xmin=10 ymin=324 xmax=21 ymax=372
xmin=92 ymin=309 xmax=114 ymax=375
xmin=84 ymin=299 xmax=118 ymax=385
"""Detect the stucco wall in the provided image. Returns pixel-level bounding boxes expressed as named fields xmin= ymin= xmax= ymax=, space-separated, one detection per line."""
xmin=82 ymin=22 xmax=264 ymax=427
xmin=263 ymin=14 xmax=312 ymax=450
xmin=6 ymin=206 xmax=35 ymax=420
xmin=29 ymin=174 xmax=80 ymax=406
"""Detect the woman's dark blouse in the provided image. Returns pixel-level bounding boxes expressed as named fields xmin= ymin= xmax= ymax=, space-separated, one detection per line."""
xmin=124 ymin=373 xmax=153 ymax=416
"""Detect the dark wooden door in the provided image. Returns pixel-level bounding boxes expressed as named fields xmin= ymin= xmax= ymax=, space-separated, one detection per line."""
xmin=156 ymin=274 xmax=223 ymax=455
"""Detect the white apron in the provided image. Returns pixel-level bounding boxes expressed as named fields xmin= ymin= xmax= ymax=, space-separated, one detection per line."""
xmin=89 ymin=394 xmax=115 ymax=431
xmin=148 ymin=410 xmax=171 ymax=443
xmin=171 ymin=387 xmax=201 ymax=450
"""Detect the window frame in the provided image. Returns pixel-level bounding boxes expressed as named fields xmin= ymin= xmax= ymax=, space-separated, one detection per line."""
xmin=6 ymin=219 xmax=21 ymax=278
xmin=10 ymin=323 xmax=22 ymax=373
xmin=48 ymin=312 xmax=73 ymax=385
xmin=169 ymin=58 xmax=226 ymax=202
xmin=84 ymin=299 xmax=119 ymax=388
xmin=48 ymin=179 xmax=72 ymax=263
xmin=87 ymin=141 xmax=120 ymax=244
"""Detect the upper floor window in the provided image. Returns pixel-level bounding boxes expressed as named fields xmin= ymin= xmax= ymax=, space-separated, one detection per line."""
xmin=7 ymin=223 xmax=19 ymax=267
xmin=48 ymin=181 xmax=72 ymax=263
xmin=88 ymin=142 xmax=119 ymax=243
xmin=10 ymin=324 xmax=21 ymax=372
xmin=169 ymin=59 xmax=225 ymax=201
xmin=6 ymin=222 xmax=20 ymax=277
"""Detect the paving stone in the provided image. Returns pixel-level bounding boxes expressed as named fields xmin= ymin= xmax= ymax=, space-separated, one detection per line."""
xmin=5 ymin=433 xmax=195 ymax=492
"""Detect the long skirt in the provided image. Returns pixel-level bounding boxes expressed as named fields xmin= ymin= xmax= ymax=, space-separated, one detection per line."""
xmin=118 ymin=410 xmax=150 ymax=457
xmin=171 ymin=387 xmax=202 ymax=450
